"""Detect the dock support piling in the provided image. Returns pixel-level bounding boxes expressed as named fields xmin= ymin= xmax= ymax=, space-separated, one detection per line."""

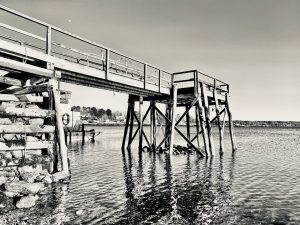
xmin=201 ymin=83 xmax=215 ymax=156
xmin=169 ymin=85 xmax=177 ymax=153
xmin=139 ymin=96 xmax=143 ymax=152
xmin=225 ymin=93 xmax=237 ymax=151
xmin=185 ymin=105 xmax=191 ymax=143
xmin=213 ymin=86 xmax=224 ymax=155
xmin=122 ymin=97 xmax=131 ymax=151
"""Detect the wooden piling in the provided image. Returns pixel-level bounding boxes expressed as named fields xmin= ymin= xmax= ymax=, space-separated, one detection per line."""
xmin=195 ymin=106 xmax=200 ymax=149
xmin=165 ymin=103 xmax=171 ymax=148
xmin=138 ymin=96 xmax=143 ymax=152
xmin=169 ymin=85 xmax=177 ymax=153
xmin=213 ymin=85 xmax=224 ymax=155
xmin=122 ymin=98 xmax=131 ymax=151
xmin=50 ymin=79 xmax=69 ymax=176
xmin=225 ymin=93 xmax=237 ymax=151
xmin=185 ymin=105 xmax=191 ymax=142
xmin=196 ymin=93 xmax=210 ymax=157
xmin=201 ymin=83 xmax=215 ymax=156
xmin=82 ymin=123 xmax=85 ymax=145
xmin=127 ymin=96 xmax=134 ymax=150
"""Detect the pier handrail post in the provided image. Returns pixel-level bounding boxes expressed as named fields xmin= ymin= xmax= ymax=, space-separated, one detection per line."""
xmin=144 ymin=64 xmax=147 ymax=89
xmin=46 ymin=26 xmax=51 ymax=55
xmin=105 ymin=49 xmax=110 ymax=79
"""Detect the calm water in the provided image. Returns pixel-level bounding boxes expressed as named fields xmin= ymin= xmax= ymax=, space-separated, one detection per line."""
xmin=3 ymin=127 xmax=300 ymax=224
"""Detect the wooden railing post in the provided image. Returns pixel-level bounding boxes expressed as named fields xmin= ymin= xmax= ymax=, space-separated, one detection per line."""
xmin=144 ymin=64 xmax=147 ymax=89
xmin=105 ymin=49 xmax=110 ymax=79
xmin=46 ymin=26 xmax=51 ymax=55
xmin=158 ymin=69 xmax=161 ymax=93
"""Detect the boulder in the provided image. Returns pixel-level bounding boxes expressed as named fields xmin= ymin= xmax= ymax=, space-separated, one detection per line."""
xmin=26 ymin=136 xmax=40 ymax=142
xmin=0 ymin=176 xmax=7 ymax=185
xmin=51 ymin=172 xmax=69 ymax=183
xmin=16 ymin=195 xmax=39 ymax=209
xmin=4 ymin=152 xmax=12 ymax=160
xmin=3 ymin=191 xmax=19 ymax=198
xmin=3 ymin=134 xmax=16 ymax=141
xmin=0 ymin=118 xmax=12 ymax=125
xmin=4 ymin=181 xmax=45 ymax=195
xmin=35 ymin=173 xmax=53 ymax=184
xmin=28 ymin=118 xmax=44 ymax=125
xmin=11 ymin=150 xmax=23 ymax=159
xmin=18 ymin=165 xmax=43 ymax=183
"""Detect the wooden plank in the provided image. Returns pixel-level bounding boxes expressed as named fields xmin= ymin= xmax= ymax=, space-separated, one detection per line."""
xmin=17 ymin=95 xmax=43 ymax=103
xmin=0 ymin=57 xmax=54 ymax=78
xmin=0 ymin=94 xmax=43 ymax=102
xmin=0 ymin=141 xmax=54 ymax=151
xmin=0 ymin=94 xmax=18 ymax=101
xmin=12 ymin=84 xmax=49 ymax=95
xmin=0 ymin=76 xmax=23 ymax=86
xmin=0 ymin=106 xmax=54 ymax=118
xmin=0 ymin=125 xmax=55 ymax=133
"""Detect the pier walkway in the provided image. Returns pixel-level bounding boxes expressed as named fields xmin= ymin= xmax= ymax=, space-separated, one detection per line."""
xmin=0 ymin=5 xmax=237 ymax=176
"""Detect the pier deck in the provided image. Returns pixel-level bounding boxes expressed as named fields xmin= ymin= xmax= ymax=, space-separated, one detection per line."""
xmin=0 ymin=5 xmax=237 ymax=177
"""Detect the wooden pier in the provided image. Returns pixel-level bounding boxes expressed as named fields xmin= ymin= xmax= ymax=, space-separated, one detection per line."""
xmin=0 ymin=5 xmax=237 ymax=177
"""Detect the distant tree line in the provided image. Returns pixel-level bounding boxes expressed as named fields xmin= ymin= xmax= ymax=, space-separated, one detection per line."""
xmin=71 ymin=106 xmax=123 ymax=121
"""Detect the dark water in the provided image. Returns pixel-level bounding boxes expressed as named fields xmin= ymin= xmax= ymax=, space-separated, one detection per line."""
xmin=4 ymin=127 xmax=300 ymax=224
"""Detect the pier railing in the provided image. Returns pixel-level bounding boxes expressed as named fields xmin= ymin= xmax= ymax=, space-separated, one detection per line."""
xmin=0 ymin=5 xmax=172 ymax=93
xmin=173 ymin=70 xmax=229 ymax=93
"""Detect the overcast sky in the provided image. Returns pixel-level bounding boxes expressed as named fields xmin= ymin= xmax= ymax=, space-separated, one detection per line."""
xmin=1 ymin=0 xmax=300 ymax=120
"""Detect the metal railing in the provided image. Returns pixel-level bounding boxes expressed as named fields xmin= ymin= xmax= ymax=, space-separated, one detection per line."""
xmin=0 ymin=5 xmax=172 ymax=92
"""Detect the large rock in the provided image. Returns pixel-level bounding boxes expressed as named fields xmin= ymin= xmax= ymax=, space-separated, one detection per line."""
xmin=28 ymin=118 xmax=44 ymax=125
xmin=0 ymin=118 xmax=12 ymax=125
xmin=18 ymin=165 xmax=43 ymax=183
xmin=0 ymin=176 xmax=7 ymax=185
xmin=4 ymin=181 xmax=45 ymax=195
xmin=16 ymin=195 xmax=39 ymax=208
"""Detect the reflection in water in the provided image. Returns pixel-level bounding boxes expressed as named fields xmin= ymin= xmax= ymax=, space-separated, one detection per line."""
xmin=3 ymin=127 xmax=300 ymax=225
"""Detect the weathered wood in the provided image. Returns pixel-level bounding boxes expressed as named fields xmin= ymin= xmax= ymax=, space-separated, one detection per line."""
xmin=0 ymin=94 xmax=43 ymax=102
xmin=152 ymin=101 xmax=156 ymax=150
xmin=0 ymin=141 xmax=54 ymax=150
xmin=0 ymin=76 xmax=23 ymax=87
xmin=127 ymin=97 xmax=134 ymax=150
xmin=195 ymin=106 xmax=200 ymax=149
xmin=0 ymin=57 xmax=54 ymax=78
xmin=225 ymin=93 xmax=237 ymax=151
xmin=196 ymin=94 xmax=210 ymax=157
xmin=213 ymin=86 xmax=224 ymax=155
xmin=12 ymin=84 xmax=49 ymax=95
xmin=0 ymin=125 xmax=54 ymax=133
xmin=0 ymin=94 xmax=18 ymax=101
xmin=0 ymin=106 xmax=55 ymax=117
xmin=122 ymin=99 xmax=131 ymax=151
xmin=50 ymin=79 xmax=69 ymax=176
xmin=185 ymin=105 xmax=191 ymax=141
xmin=138 ymin=96 xmax=143 ymax=152
xmin=201 ymin=83 xmax=214 ymax=156
xmin=17 ymin=95 xmax=43 ymax=103
xmin=169 ymin=85 xmax=177 ymax=152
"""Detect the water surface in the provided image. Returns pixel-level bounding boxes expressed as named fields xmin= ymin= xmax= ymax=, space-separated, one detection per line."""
xmin=2 ymin=127 xmax=300 ymax=225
